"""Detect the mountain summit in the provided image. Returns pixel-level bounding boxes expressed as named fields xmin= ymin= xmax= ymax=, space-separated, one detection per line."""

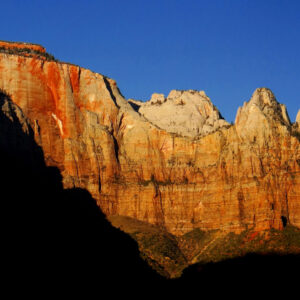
xmin=129 ymin=89 xmax=229 ymax=138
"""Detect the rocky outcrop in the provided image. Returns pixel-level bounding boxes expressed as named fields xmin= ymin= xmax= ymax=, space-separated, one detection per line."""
xmin=0 ymin=40 xmax=55 ymax=61
xmin=130 ymin=90 xmax=229 ymax=137
xmin=0 ymin=40 xmax=46 ymax=53
xmin=0 ymin=41 xmax=299 ymax=236
xmin=296 ymin=110 xmax=300 ymax=126
xmin=235 ymin=88 xmax=291 ymax=139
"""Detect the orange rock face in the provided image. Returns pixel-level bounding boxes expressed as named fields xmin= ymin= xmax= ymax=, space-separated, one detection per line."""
xmin=0 ymin=40 xmax=46 ymax=53
xmin=0 ymin=43 xmax=299 ymax=235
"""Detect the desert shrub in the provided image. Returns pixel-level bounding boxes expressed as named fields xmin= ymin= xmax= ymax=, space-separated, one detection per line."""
xmin=0 ymin=46 xmax=57 ymax=62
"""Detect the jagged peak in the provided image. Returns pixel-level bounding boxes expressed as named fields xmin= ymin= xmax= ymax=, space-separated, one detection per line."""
xmin=235 ymin=87 xmax=291 ymax=127
xmin=296 ymin=109 xmax=300 ymax=125
xmin=166 ymin=89 xmax=210 ymax=102
xmin=149 ymin=93 xmax=165 ymax=104
xmin=143 ymin=89 xmax=212 ymax=107
xmin=130 ymin=89 xmax=229 ymax=138
xmin=250 ymin=87 xmax=277 ymax=107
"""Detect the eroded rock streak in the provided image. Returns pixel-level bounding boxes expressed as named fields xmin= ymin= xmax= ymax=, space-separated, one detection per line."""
xmin=0 ymin=42 xmax=299 ymax=235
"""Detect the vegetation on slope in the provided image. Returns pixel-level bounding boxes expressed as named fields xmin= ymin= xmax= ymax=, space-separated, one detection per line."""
xmin=108 ymin=215 xmax=300 ymax=279
xmin=108 ymin=215 xmax=188 ymax=278
xmin=179 ymin=225 xmax=300 ymax=265
xmin=0 ymin=45 xmax=56 ymax=61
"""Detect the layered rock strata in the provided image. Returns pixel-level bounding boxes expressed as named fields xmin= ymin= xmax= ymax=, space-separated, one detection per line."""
xmin=0 ymin=42 xmax=299 ymax=235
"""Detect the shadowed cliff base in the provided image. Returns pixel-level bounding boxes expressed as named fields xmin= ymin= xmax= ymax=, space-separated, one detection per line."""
xmin=0 ymin=92 xmax=164 ymax=293
xmin=177 ymin=253 xmax=300 ymax=282
xmin=170 ymin=253 xmax=300 ymax=295
xmin=110 ymin=214 xmax=300 ymax=285
xmin=157 ymin=254 xmax=299 ymax=297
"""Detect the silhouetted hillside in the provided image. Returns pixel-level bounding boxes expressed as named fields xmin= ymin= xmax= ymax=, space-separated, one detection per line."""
xmin=0 ymin=92 xmax=164 ymax=294
xmin=179 ymin=253 xmax=300 ymax=281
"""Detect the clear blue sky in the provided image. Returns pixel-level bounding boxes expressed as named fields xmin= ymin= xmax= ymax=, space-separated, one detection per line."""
xmin=0 ymin=0 xmax=299 ymax=122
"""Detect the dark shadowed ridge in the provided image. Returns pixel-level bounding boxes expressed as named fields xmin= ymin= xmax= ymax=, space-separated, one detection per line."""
xmin=169 ymin=253 xmax=300 ymax=297
xmin=0 ymin=91 xmax=166 ymax=295
xmin=1 ymin=90 xmax=299 ymax=296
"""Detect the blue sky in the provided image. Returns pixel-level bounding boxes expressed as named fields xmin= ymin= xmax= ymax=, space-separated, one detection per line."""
xmin=0 ymin=0 xmax=299 ymax=122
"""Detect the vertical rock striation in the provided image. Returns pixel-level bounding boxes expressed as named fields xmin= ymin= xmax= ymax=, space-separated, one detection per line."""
xmin=0 ymin=42 xmax=299 ymax=236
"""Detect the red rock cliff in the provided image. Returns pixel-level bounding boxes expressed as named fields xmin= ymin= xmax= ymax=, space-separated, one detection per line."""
xmin=0 ymin=40 xmax=46 ymax=53
xmin=0 ymin=42 xmax=299 ymax=235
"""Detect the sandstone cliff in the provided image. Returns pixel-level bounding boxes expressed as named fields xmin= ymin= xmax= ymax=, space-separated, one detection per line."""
xmin=0 ymin=90 xmax=164 ymax=286
xmin=0 ymin=41 xmax=299 ymax=238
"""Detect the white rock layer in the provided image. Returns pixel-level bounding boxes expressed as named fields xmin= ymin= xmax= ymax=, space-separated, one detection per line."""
xmin=129 ymin=90 xmax=229 ymax=138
